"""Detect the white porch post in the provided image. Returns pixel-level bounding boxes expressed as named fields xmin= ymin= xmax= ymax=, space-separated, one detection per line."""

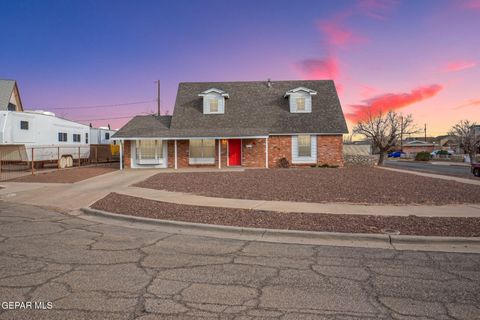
xmin=265 ymin=137 xmax=269 ymax=168
xmin=174 ymin=140 xmax=178 ymax=170
xmin=119 ymin=139 xmax=123 ymax=170
xmin=218 ymin=139 xmax=221 ymax=169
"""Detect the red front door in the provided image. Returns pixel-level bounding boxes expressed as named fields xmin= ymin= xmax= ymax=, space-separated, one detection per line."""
xmin=228 ymin=139 xmax=241 ymax=166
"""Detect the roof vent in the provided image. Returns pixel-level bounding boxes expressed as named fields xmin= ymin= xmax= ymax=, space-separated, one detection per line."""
xmin=267 ymin=78 xmax=272 ymax=88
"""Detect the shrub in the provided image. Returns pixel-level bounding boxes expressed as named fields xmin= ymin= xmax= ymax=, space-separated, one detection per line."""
xmin=415 ymin=151 xmax=431 ymax=161
xmin=278 ymin=157 xmax=290 ymax=168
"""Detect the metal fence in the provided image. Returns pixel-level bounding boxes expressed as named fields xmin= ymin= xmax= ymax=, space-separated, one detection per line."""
xmin=0 ymin=144 xmax=119 ymax=181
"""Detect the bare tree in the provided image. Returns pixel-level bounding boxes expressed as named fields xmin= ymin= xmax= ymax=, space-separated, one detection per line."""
xmin=448 ymin=120 xmax=480 ymax=163
xmin=353 ymin=110 xmax=417 ymax=166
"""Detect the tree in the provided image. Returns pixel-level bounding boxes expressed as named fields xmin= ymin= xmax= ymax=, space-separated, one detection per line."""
xmin=353 ymin=110 xmax=417 ymax=166
xmin=448 ymin=120 xmax=480 ymax=163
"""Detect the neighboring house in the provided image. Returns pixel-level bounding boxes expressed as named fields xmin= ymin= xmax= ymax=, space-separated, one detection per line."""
xmin=402 ymin=139 xmax=435 ymax=155
xmin=0 ymin=79 xmax=23 ymax=112
xmin=113 ymin=80 xmax=348 ymax=169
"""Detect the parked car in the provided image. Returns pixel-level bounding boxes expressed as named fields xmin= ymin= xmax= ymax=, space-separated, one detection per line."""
xmin=472 ymin=163 xmax=480 ymax=177
xmin=388 ymin=151 xmax=405 ymax=158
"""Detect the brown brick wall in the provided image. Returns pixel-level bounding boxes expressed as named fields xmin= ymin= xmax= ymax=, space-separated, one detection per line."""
xmin=317 ymin=135 xmax=344 ymax=166
xmin=268 ymin=136 xmax=292 ymax=168
xmin=242 ymin=139 xmax=266 ymax=168
xmin=124 ymin=135 xmax=343 ymax=169
xmin=123 ymin=140 xmax=131 ymax=168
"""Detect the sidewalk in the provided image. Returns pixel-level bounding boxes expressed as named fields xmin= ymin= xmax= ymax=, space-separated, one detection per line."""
xmin=118 ymin=186 xmax=480 ymax=218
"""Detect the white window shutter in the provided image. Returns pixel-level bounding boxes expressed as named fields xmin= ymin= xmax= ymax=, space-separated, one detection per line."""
xmin=306 ymin=96 xmax=312 ymax=112
xmin=218 ymin=97 xmax=224 ymax=113
xmin=290 ymin=96 xmax=296 ymax=112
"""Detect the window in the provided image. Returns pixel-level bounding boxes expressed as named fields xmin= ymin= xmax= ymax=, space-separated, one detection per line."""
xmin=7 ymin=103 xmax=16 ymax=111
xmin=136 ymin=140 xmax=163 ymax=162
xmin=20 ymin=121 xmax=29 ymax=130
xmin=105 ymin=132 xmax=110 ymax=140
xmin=73 ymin=134 xmax=81 ymax=142
xmin=296 ymin=97 xmax=305 ymax=111
xmin=85 ymin=133 xmax=89 ymax=144
xmin=58 ymin=132 xmax=67 ymax=142
xmin=209 ymin=99 xmax=218 ymax=113
xmin=297 ymin=135 xmax=311 ymax=157
xmin=189 ymin=139 xmax=215 ymax=163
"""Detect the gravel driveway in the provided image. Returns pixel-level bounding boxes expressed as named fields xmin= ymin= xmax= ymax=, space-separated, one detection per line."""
xmin=135 ymin=167 xmax=480 ymax=205
xmin=10 ymin=166 xmax=117 ymax=183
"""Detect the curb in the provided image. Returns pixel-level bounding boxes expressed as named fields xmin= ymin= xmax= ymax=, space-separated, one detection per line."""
xmin=80 ymin=207 xmax=480 ymax=248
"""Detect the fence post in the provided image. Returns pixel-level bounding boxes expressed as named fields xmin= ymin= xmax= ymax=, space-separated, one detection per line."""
xmin=95 ymin=146 xmax=98 ymax=163
xmin=78 ymin=147 xmax=81 ymax=167
xmin=31 ymin=148 xmax=34 ymax=175
xmin=57 ymin=147 xmax=60 ymax=169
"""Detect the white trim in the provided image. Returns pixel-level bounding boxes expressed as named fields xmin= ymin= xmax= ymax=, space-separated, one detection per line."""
xmin=265 ymin=137 xmax=269 ymax=168
xmin=291 ymin=135 xmax=317 ymax=164
xmin=268 ymin=133 xmax=345 ymax=136
xmin=174 ymin=140 xmax=178 ymax=170
xmin=218 ymin=139 xmax=221 ymax=169
xmin=112 ymin=136 xmax=268 ymax=140
xmin=119 ymin=139 xmax=123 ymax=170
xmin=189 ymin=158 xmax=215 ymax=165
xmin=284 ymin=87 xmax=318 ymax=97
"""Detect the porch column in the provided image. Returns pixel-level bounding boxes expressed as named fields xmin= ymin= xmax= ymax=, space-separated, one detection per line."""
xmin=119 ymin=140 xmax=123 ymax=170
xmin=218 ymin=139 xmax=221 ymax=169
xmin=265 ymin=137 xmax=269 ymax=168
xmin=174 ymin=140 xmax=178 ymax=170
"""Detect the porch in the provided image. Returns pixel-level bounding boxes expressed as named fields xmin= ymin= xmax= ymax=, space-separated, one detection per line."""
xmin=117 ymin=137 xmax=269 ymax=170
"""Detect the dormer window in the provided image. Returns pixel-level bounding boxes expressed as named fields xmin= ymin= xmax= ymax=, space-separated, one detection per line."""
xmin=284 ymin=87 xmax=317 ymax=113
xmin=199 ymin=88 xmax=229 ymax=114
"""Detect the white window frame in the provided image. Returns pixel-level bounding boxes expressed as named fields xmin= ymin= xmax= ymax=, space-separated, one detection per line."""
xmin=292 ymin=135 xmax=317 ymax=164
xmin=189 ymin=139 xmax=215 ymax=164
xmin=136 ymin=140 xmax=163 ymax=165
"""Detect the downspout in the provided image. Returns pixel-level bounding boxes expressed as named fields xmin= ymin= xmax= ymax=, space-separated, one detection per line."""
xmin=265 ymin=137 xmax=269 ymax=168
xmin=119 ymin=139 xmax=123 ymax=170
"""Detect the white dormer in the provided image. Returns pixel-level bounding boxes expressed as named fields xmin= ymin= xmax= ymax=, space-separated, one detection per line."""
xmin=199 ymin=88 xmax=229 ymax=114
xmin=284 ymin=87 xmax=317 ymax=113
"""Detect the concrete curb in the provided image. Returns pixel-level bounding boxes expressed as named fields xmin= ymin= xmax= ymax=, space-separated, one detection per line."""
xmin=80 ymin=207 xmax=480 ymax=248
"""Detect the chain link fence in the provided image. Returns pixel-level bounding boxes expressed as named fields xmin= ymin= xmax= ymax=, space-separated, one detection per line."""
xmin=0 ymin=144 xmax=119 ymax=181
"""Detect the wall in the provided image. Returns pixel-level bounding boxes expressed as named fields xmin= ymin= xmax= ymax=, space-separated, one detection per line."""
xmin=317 ymin=135 xmax=344 ymax=166
xmin=242 ymin=138 xmax=266 ymax=167
xmin=123 ymin=140 xmax=131 ymax=168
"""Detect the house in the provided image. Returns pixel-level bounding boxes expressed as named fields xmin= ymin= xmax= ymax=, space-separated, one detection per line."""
xmin=402 ymin=139 xmax=435 ymax=155
xmin=113 ymin=80 xmax=348 ymax=169
xmin=0 ymin=80 xmax=23 ymax=112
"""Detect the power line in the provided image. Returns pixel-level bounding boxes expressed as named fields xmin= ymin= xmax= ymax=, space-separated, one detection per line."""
xmin=29 ymin=99 xmax=155 ymax=110
xmin=74 ymin=113 xmax=153 ymax=122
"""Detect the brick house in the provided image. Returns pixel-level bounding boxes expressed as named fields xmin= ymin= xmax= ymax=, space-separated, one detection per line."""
xmin=113 ymin=80 xmax=348 ymax=169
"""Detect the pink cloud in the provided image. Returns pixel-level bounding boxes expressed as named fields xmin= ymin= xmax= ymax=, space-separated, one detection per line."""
xmin=345 ymin=84 xmax=444 ymax=122
xmin=296 ymin=57 xmax=340 ymax=80
xmin=441 ymin=60 xmax=477 ymax=72
xmin=357 ymin=0 xmax=398 ymax=20
xmin=317 ymin=20 xmax=367 ymax=47
xmin=463 ymin=0 xmax=480 ymax=9
xmin=455 ymin=99 xmax=480 ymax=109
xmin=359 ymin=84 xmax=380 ymax=99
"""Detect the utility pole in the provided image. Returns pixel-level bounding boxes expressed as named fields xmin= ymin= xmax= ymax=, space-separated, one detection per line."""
xmin=156 ymin=80 xmax=160 ymax=116
xmin=424 ymin=123 xmax=427 ymax=142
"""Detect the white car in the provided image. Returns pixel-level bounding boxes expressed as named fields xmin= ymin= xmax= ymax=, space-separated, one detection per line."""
xmin=430 ymin=150 xmax=454 ymax=156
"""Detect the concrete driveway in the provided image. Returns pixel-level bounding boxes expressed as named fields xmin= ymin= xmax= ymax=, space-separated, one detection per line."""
xmin=1 ymin=202 xmax=479 ymax=319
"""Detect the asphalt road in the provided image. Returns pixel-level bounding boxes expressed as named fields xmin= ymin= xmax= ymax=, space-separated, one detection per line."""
xmin=385 ymin=160 xmax=474 ymax=179
xmin=0 ymin=202 xmax=479 ymax=319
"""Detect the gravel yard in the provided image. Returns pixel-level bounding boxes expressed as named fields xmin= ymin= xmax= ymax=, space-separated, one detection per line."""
xmin=92 ymin=193 xmax=480 ymax=237
xmin=11 ymin=166 xmax=117 ymax=183
xmin=135 ymin=167 xmax=480 ymax=205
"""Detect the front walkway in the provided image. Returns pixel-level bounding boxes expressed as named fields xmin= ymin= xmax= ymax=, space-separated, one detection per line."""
xmin=119 ymin=186 xmax=480 ymax=218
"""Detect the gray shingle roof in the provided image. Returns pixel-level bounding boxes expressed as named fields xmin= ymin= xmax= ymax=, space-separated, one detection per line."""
xmin=112 ymin=115 xmax=171 ymax=138
xmin=114 ymin=80 xmax=348 ymax=138
xmin=0 ymin=80 xmax=16 ymax=111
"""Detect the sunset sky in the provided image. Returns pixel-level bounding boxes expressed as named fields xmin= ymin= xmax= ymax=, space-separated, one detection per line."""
xmin=1 ymin=0 xmax=478 ymax=136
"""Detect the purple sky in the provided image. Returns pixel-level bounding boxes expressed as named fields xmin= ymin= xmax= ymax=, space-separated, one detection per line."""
xmin=1 ymin=0 xmax=478 ymax=135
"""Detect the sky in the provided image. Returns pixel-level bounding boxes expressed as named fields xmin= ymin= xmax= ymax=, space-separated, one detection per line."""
xmin=0 ymin=0 xmax=478 ymax=136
